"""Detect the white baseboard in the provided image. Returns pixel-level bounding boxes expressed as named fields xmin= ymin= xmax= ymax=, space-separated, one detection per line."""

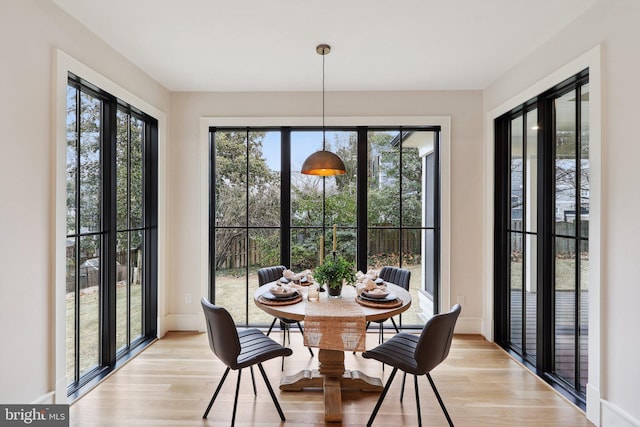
xmin=586 ymin=383 xmax=601 ymax=426
xmin=414 ymin=313 xmax=482 ymax=335
xmin=164 ymin=314 xmax=205 ymax=332
xmin=602 ymin=400 xmax=640 ymax=427
xmin=32 ymin=391 xmax=55 ymax=405
xmin=454 ymin=316 xmax=483 ymax=334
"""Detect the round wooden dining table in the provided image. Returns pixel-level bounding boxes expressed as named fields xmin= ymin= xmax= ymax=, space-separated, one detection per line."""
xmin=254 ymin=282 xmax=411 ymax=423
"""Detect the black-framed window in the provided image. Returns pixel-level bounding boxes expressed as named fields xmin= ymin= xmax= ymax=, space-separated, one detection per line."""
xmin=209 ymin=126 xmax=440 ymax=327
xmin=65 ymin=74 xmax=158 ymax=397
xmin=494 ymin=69 xmax=589 ymax=408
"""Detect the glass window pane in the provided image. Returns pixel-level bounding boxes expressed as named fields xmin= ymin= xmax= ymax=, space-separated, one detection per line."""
xmin=291 ymin=131 xmax=323 ymax=227
xmin=368 ymin=131 xmax=400 ymax=227
xmin=401 ymin=132 xmax=425 ymax=227
xmin=248 ymin=131 xmax=281 ymax=227
xmin=555 ymin=90 xmax=577 ymax=234
xmin=130 ymin=230 xmax=143 ymax=341
xmin=525 ymin=109 xmax=538 ymax=233
xmin=333 ymin=227 xmax=356 ymax=262
xmin=367 ymin=228 xmax=401 ymax=268
xmin=424 ymin=151 xmax=437 ymax=229
xmin=423 ymin=228 xmax=436 ymax=297
xmin=251 ymin=228 xmax=281 ymax=271
xmin=214 ymin=229 xmax=247 ymax=322
xmin=510 ymin=116 xmax=523 ymax=224
xmin=510 ymin=231 xmax=523 ymax=350
xmin=130 ymin=117 xmax=144 ymax=229
xmin=248 ymin=229 xmax=281 ymax=325
xmin=215 ymin=131 xmax=247 ymax=227
xmin=79 ymin=235 xmax=100 ymax=376
xmin=116 ymin=232 xmax=129 ymax=351
xmin=325 ymin=131 xmax=357 ymax=227
xmin=116 ymin=110 xmax=129 ymax=231
xmin=79 ymin=92 xmax=101 ymax=233
xmin=579 ymin=240 xmax=589 ymax=393
xmin=65 ymin=237 xmax=77 ymax=382
xmin=580 ymin=84 xmax=590 ymax=239
xmin=291 ymin=228 xmax=322 ymax=271
xmin=400 ymin=229 xmax=421 ymax=325
xmin=66 ymin=86 xmax=78 ymax=235
xmin=555 ymin=237 xmax=576 ymax=385
xmin=524 ymin=234 xmax=537 ymax=359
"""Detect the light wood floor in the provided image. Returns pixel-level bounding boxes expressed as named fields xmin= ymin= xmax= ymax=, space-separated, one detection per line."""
xmin=70 ymin=331 xmax=593 ymax=426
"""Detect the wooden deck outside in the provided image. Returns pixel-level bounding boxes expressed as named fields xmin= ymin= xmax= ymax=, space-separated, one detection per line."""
xmin=510 ymin=290 xmax=588 ymax=391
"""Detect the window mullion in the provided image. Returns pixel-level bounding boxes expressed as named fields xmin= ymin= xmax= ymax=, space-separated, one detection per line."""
xmin=101 ymin=96 xmax=118 ymax=368
xmin=73 ymin=86 xmax=82 ymax=385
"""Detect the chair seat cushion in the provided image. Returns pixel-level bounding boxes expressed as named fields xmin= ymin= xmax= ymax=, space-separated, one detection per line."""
xmin=362 ymin=332 xmax=423 ymax=374
xmin=236 ymin=328 xmax=293 ymax=369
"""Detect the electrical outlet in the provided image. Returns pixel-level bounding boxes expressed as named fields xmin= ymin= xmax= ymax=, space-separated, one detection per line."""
xmin=185 ymin=293 xmax=192 ymax=304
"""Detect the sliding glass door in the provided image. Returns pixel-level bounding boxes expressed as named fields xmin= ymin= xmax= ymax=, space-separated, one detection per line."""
xmin=66 ymin=75 xmax=157 ymax=396
xmin=495 ymin=70 xmax=589 ymax=407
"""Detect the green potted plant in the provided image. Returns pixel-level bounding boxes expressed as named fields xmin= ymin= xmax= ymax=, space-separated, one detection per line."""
xmin=313 ymin=256 xmax=356 ymax=297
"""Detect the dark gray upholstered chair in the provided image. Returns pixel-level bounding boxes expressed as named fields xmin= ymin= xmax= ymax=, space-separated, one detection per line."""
xmin=201 ymin=298 xmax=292 ymax=426
xmin=257 ymin=265 xmax=314 ymax=367
xmin=369 ymin=266 xmax=411 ymax=343
xmin=362 ymin=304 xmax=461 ymax=427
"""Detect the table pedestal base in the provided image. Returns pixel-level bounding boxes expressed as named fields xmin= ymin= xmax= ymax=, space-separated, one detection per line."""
xmin=279 ymin=349 xmax=382 ymax=423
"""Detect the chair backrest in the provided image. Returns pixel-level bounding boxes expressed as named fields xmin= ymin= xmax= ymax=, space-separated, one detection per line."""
xmin=201 ymin=298 xmax=241 ymax=368
xmin=379 ymin=266 xmax=411 ymax=291
xmin=257 ymin=265 xmax=287 ymax=286
xmin=415 ymin=304 xmax=461 ymax=374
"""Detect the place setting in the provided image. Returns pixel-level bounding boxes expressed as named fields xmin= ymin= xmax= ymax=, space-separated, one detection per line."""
xmin=257 ymin=270 xmax=313 ymax=306
xmin=355 ymin=273 xmax=403 ymax=308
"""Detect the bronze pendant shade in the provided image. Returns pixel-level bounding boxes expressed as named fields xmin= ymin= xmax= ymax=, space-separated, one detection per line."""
xmin=301 ymin=44 xmax=347 ymax=176
xmin=301 ymin=150 xmax=346 ymax=176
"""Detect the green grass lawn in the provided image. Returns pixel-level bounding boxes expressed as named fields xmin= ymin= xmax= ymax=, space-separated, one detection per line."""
xmin=66 ymin=282 xmax=141 ymax=383
xmin=510 ymin=257 xmax=589 ymax=291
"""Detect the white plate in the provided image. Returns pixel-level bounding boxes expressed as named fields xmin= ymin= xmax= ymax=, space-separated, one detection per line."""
xmin=362 ymin=290 xmax=390 ymax=299
xmin=269 ymin=286 xmax=297 ymax=298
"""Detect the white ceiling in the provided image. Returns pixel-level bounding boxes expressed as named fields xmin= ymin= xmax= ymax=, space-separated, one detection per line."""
xmin=52 ymin=0 xmax=597 ymax=92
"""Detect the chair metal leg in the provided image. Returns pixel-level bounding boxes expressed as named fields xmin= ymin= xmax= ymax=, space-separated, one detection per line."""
xmin=390 ymin=316 xmax=400 ymax=333
xmin=296 ymin=321 xmax=314 ymax=357
xmin=250 ymin=366 xmax=256 ymax=395
xmin=257 ymin=363 xmax=286 ymax=421
xmin=400 ymin=372 xmax=407 ymax=403
xmin=281 ymin=325 xmax=288 ymax=371
xmin=366 ymin=367 xmax=398 ymax=427
xmin=266 ymin=317 xmax=277 ymax=336
xmin=426 ymin=373 xmax=454 ymax=427
xmin=378 ymin=322 xmax=384 ymax=344
xmin=414 ymin=374 xmax=422 ymax=427
xmin=230 ymin=369 xmax=242 ymax=427
xmin=203 ymin=367 xmax=230 ymax=418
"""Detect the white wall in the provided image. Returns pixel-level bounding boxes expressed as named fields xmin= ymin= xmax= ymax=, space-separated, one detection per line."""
xmin=168 ymin=90 xmax=484 ymax=332
xmin=0 ymin=0 xmax=170 ymax=404
xmin=484 ymin=0 xmax=640 ymax=425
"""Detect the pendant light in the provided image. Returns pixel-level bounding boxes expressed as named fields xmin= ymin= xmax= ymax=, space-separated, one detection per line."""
xmin=301 ymin=44 xmax=347 ymax=176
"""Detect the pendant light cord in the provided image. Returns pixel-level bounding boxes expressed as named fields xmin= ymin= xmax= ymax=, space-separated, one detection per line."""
xmin=322 ymin=49 xmax=326 ymax=150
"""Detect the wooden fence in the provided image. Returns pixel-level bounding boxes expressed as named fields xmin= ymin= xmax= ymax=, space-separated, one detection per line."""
xmin=217 ymin=228 xmax=423 ymax=270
